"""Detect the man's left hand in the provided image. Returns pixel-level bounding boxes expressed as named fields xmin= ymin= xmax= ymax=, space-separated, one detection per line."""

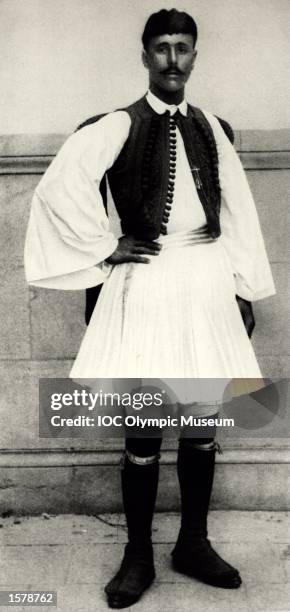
xmin=236 ymin=296 xmax=255 ymax=338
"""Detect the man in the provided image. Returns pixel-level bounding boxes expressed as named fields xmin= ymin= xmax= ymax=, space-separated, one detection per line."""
xmin=25 ymin=9 xmax=275 ymax=609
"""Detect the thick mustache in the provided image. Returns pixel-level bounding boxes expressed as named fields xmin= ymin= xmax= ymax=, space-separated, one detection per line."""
xmin=162 ymin=68 xmax=183 ymax=75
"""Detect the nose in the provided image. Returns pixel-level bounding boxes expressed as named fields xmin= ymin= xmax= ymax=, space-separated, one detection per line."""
xmin=168 ymin=46 xmax=177 ymax=66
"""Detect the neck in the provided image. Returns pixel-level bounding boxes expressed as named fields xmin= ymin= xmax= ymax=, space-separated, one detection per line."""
xmin=149 ymin=82 xmax=185 ymax=105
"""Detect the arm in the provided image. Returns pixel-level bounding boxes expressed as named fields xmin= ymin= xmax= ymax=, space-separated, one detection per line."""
xmin=24 ymin=112 xmax=131 ymax=290
xmin=204 ymin=111 xmax=276 ymax=306
xmin=216 ymin=122 xmax=256 ymax=338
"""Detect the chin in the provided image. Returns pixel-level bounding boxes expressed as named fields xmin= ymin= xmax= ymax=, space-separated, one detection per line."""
xmin=159 ymin=81 xmax=184 ymax=93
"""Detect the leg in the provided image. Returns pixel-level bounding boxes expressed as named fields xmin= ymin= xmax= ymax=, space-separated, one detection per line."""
xmin=172 ymin=427 xmax=242 ymax=589
xmin=105 ymin=436 xmax=162 ymax=609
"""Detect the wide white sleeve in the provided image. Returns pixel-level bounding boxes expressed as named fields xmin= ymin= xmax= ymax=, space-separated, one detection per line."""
xmin=204 ymin=111 xmax=276 ymax=302
xmin=24 ymin=111 xmax=131 ymax=290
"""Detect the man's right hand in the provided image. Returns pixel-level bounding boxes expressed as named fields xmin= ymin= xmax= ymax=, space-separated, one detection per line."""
xmin=106 ymin=235 xmax=162 ymax=264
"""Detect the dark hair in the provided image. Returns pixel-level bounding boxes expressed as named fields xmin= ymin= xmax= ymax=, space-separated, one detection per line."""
xmin=142 ymin=9 xmax=198 ymax=50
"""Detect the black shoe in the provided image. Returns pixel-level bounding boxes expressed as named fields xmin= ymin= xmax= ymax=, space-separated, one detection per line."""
xmin=105 ymin=543 xmax=155 ymax=609
xmin=171 ymin=537 xmax=242 ymax=589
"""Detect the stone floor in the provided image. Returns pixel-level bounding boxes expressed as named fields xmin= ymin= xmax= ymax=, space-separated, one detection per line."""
xmin=0 ymin=511 xmax=289 ymax=611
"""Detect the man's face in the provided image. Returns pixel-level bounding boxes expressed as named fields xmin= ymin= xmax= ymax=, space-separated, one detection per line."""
xmin=142 ymin=33 xmax=197 ymax=93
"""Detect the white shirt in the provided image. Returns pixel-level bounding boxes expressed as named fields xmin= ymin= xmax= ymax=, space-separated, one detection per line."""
xmin=24 ymin=93 xmax=275 ymax=301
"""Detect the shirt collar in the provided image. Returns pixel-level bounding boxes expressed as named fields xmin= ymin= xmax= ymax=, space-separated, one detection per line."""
xmin=146 ymin=90 xmax=188 ymax=117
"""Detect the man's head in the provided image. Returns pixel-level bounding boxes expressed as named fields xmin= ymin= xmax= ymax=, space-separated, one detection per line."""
xmin=142 ymin=9 xmax=198 ymax=99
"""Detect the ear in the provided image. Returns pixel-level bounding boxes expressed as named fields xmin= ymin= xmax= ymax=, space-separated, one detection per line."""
xmin=142 ymin=49 xmax=149 ymax=70
xmin=191 ymin=49 xmax=198 ymax=69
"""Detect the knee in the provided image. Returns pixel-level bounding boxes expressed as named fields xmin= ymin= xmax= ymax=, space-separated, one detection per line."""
xmin=125 ymin=437 xmax=162 ymax=464
xmin=181 ymin=437 xmax=215 ymax=448
xmin=178 ymin=437 xmax=222 ymax=453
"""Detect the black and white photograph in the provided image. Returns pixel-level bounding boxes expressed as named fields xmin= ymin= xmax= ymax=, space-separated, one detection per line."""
xmin=0 ymin=1 xmax=289 ymax=611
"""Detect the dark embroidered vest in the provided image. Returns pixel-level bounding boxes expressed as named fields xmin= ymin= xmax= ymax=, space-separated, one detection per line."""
xmin=107 ymin=97 xmax=222 ymax=240
xmin=77 ymin=96 xmax=234 ymax=323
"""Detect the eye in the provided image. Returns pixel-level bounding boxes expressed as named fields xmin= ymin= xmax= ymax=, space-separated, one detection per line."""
xmin=177 ymin=44 xmax=189 ymax=54
xmin=156 ymin=45 xmax=168 ymax=53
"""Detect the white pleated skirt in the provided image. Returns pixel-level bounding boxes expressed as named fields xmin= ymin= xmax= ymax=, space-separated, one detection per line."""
xmin=70 ymin=229 xmax=263 ymax=405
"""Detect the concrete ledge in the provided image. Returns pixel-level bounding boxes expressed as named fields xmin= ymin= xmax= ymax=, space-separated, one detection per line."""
xmin=0 ymin=156 xmax=54 ymax=174
xmin=0 ymin=130 xmax=289 ymax=173
xmin=0 ymin=129 xmax=289 ymax=155
xmin=0 ymin=446 xmax=289 ymax=514
xmin=0 ymin=447 xmax=289 ymax=467
xmin=0 ymin=134 xmax=67 ymax=156
xmin=240 ymin=129 xmax=290 ymax=151
xmin=1 ymin=152 xmax=290 ymax=174
xmin=0 ymin=452 xmax=289 ymax=514
xmin=240 ymin=151 xmax=290 ymax=169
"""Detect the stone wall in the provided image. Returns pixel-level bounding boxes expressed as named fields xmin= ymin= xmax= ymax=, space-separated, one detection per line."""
xmin=0 ymin=130 xmax=289 ymax=512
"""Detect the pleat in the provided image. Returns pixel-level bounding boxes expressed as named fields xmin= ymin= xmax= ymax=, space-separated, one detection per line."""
xmin=70 ymin=237 xmax=263 ymax=401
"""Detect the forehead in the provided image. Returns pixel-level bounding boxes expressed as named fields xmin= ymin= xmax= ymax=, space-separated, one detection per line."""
xmin=149 ymin=33 xmax=194 ymax=47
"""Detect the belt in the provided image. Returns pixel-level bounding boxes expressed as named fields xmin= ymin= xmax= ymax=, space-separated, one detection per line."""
xmin=157 ymin=226 xmax=217 ymax=250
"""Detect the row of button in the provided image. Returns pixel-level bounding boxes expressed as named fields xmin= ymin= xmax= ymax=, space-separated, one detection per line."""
xmin=160 ymin=115 xmax=177 ymax=235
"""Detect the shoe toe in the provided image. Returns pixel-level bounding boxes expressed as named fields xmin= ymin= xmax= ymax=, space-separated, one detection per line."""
xmin=107 ymin=594 xmax=134 ymax=609
xmin=210 ymin=569 xmax=242 ymax=589
xmin=105 ymin=558 xmax=155 ymax=608
xmin=226 ymin=571 xmax=242 ymax=588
